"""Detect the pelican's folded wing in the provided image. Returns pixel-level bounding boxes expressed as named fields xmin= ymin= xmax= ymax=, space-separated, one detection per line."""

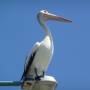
xmin=21 ymin=42 xmax=40 ymax=80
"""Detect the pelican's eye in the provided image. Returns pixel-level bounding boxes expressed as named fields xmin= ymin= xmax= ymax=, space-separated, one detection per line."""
xmin=43 ymin=10 xmax=48 ymax=13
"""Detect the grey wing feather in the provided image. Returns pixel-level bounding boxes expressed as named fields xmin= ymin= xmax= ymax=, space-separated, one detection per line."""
xmin=21 ymin=42 xmax=40 ymax=80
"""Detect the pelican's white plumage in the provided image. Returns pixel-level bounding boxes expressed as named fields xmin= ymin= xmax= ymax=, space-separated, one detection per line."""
xmin=21 ymin=10 xmax=72 ymax=89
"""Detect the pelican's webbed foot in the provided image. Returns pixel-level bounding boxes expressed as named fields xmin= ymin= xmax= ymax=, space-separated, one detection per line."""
xmin=34 ymin=68 xmax=45 ymax=80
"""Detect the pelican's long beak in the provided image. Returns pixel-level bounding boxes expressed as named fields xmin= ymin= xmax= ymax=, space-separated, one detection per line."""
xmin=44 ymin=12 xmax=72 ymax=23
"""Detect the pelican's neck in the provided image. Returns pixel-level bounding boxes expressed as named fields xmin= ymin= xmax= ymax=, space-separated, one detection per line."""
xmin=41 ymin=21 xmax=52 ymax=40
xmin=42 ymin=23 xmax=53 ymax=43
xmin=38 ymin=17 xmax=52 ymax=39
xmin=38 ymin=17 xmax=54 ymax=51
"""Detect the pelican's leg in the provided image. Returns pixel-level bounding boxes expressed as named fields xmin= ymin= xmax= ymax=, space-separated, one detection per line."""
xmin=34 ymin=68 xmax=45 ymax=80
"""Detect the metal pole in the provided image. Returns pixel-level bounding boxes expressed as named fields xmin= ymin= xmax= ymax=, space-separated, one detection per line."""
xmin=0 ymin=81 xmax=22 ymax=86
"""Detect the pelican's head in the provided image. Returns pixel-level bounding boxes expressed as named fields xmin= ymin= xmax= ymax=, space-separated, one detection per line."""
xmin=37 ymin=10 xmax=72 ymax=23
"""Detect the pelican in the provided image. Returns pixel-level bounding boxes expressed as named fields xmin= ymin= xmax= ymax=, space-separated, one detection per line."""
xmin=21 ymin=10 xmax=72 ymax=86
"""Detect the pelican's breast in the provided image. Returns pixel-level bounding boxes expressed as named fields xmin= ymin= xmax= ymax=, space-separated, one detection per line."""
xmin=31 ymin=36 xmax=52 ymax=74
xmin=43 ymin=36 xmax=52 ymax=49
xmin=28 ymin=36 xmax=53 ymax=76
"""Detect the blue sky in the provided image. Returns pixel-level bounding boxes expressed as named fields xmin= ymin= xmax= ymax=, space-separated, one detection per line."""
xmin=0 ymin=0 xmax=90 ymax=90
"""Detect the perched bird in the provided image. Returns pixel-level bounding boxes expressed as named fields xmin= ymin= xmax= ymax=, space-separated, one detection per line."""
xmin=21 ymin=10 xmax=72 ymax=89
